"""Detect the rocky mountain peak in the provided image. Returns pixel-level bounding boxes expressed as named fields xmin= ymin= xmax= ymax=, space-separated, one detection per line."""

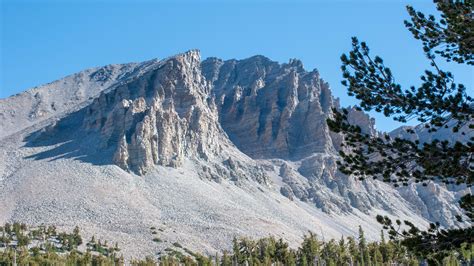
xmin=2 ymin=51 xmax=464 ymax=236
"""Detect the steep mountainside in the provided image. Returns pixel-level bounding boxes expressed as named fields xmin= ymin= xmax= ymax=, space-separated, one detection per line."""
xmin=0 ymin=50 xmax=467 ymax=257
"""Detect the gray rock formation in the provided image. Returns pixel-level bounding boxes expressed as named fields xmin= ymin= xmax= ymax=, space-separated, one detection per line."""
xmin=202 ymin=56 xmax=336 ymax=160
xmin=83 ymin=51 xmax=222 ymax=174
xmin=0 ymin=50 xmax=467 ymax=257
xmin=9 ymin=50 xmax=464 ymax=221
xmin=390 ymin=118 xmax=472 ymax=145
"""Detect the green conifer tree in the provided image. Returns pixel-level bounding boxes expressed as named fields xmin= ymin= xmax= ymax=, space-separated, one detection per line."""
xmin=221 ymin=250 xmax=232 ymax=266
xmin=358 ymin=226 xmax=368 ymax=265
xmin=299 ymin=231 xmax=321 ymax=265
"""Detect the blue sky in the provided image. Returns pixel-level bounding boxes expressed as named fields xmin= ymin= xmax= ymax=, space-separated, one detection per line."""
xmin=1 ymin=0 xmax=472 ymax=132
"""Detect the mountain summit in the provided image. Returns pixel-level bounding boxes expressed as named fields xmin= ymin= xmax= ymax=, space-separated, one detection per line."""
xmin=0 ymin=51 xmax=466 ymax=256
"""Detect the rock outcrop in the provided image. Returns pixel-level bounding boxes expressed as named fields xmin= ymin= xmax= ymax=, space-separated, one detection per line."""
xmin=202 ymin=56 xmax=336 ymax=160
xmin=81 ymin=51 xmax=224 ymax=175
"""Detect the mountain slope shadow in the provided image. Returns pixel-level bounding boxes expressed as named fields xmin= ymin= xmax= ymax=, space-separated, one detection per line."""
xmin=23 ymin=109 xmax=114 ymax=166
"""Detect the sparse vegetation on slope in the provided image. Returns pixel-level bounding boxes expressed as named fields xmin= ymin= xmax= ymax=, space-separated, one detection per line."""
xmin=0 ymin=223 xmax=472 ymax=265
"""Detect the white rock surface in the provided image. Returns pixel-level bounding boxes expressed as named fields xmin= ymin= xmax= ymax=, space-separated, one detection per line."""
xmin=0 ymin=50 xmax=466 ymax=258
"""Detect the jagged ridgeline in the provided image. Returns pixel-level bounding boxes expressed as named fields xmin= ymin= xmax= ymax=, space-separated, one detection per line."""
xmin=0 ymin=50 xmax=467 ymax=257
xmin=15 ymin=51 xmax=353 ymax=175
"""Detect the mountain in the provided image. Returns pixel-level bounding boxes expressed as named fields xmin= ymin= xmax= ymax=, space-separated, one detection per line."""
xmin=0 ymin=50 xmax=467 ymax=257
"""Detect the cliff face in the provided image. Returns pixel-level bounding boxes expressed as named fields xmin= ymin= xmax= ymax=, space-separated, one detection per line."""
xmin=202 ymin=56 xmax=336 ymax=160
xmin=82 ymin=51 xmax=220 ymax=174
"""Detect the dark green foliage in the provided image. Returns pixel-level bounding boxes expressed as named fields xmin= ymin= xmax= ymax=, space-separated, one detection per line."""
xmin=405 ymin=1 xmax=474 ymax=65
xmin=358 ymin=226 xmax=369 ymax=265
xmin=0 ymin=223 xmax=125 ymax=265
xmin=221 ymin=250 xmax=232 ymax=266
xmin=0 ymin=223 xmax=471 ymax=265
xmin=377 ymin=214 xmax=474 ymax=264
xmin=333 ymin=35 xmax=473 ymax=186
xmin=299 ymin=231 xmax=320 ymax=264
xmin=458 ymin=193 xmax=473 ymax=222
xmin=339 ymin=36 xmax=472 ymax=128
xmin=328 ymin=107 xmax=472 ymax=187
xmin=327 ymin=0 xmax=473 ymax=264
xmin=219 ymin=229 xmax=462 ymax=265
xmin=72 ymin=226 xmax=82 ymax=247
xmin=330 ymin=0 xmax=473 ymax=186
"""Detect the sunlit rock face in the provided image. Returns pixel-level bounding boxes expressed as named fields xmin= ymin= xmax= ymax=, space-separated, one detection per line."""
xmin=82 ymin=51 xmax=222 ymax=174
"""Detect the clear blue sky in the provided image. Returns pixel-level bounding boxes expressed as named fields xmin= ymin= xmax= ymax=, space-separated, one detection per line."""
xmin=1 ymin=0 xmax=472 ymax=132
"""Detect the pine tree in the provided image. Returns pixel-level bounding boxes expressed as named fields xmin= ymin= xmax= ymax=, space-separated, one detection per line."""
xmin=4 ymin=223 xmax=11 ymax=235
xmin=275 ymin=238 xmax=289 ymax=263
xmin=321 ymin=239 xmax=338 ymax=263
xmin=257 ymin=237 xmax=276 ymax=263
xmin=338 ymin=236 xmax=351 ymax=265
xmin=347 ymin=236 xmax=359 ymax=265
xmin=286 ymin=250 xmax=297 ymax=266
xmin=73 ymin=226 xmax=82 ymax=246
xmin=373 ymin=248 xmax=383 ymax=266
xmin=327 ymin=0 xmax=473 ymax=261
xmin=299 ymin=231 xmax=321 ymax=265
xmin=232 ymin=237 xmax=242 ymax=264
xmin=221 ymin=250 xmax=232 ymax=266
xmin=358 ymin=226 xmax=369 ymax=265
xmin=299 ymin=252 xmax=308 ymax=266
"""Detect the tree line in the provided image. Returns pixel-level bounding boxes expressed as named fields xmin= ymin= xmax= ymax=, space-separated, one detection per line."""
xmin=1 ymin=222 xmax=472 ymax=265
